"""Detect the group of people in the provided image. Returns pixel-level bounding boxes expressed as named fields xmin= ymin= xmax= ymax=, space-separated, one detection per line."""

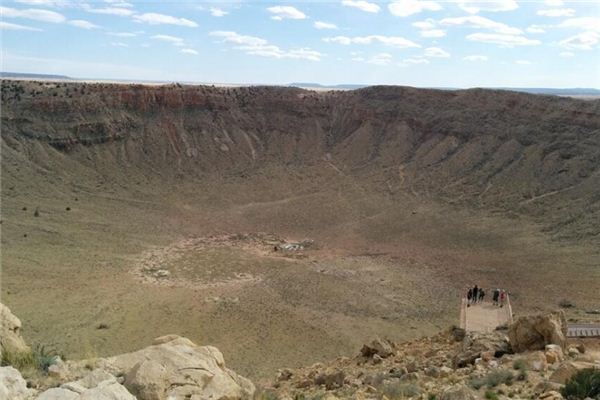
xmin=466 ymin=285 xmax=507 ymax=307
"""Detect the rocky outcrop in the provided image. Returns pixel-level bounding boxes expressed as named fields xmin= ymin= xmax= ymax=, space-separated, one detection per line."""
xmin=37 ymin=369 xmax=135 ymax=400
xmin=0 ymin=366 xmax=36 ymax=400
xmin=81 ymin=335 xmax=255 ymax=400
xmin=0 ymin=303 xmax=253 ymax=400
xmin=0 ymin=303 xmax=30 ymax=358
xmin=508 ymin=311 xmax=568 ymax=353
xmin=453 ymin=331 xmax=511 ymax=367
xmin=359 ymin=337 xmax=394 ymax=359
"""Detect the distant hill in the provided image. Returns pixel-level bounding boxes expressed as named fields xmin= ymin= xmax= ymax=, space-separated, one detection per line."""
xmin=0 ymin=72 xmax=72 ymax=80
xmin=290 ymin=82 xmax=600 ymax=97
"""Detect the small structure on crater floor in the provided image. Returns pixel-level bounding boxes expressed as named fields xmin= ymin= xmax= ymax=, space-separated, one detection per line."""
xmin=275 ymin=239 xmax=314 ymax=252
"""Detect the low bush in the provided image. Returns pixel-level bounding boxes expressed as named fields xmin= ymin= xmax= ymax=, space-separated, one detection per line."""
xmin=471 ymin=370 xmax=514 ymax=389
xmin=561 ymin=368 xmax=600 ymax=400
xmin=1 ymin=344 xmax=63 ymax=373
xmin=484 ymin=390 xmax=499 ymax=400
xmin=380 ymin=382 xmax=421 ymax=399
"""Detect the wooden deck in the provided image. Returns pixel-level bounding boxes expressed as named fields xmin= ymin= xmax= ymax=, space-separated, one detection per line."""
xmin=460 ymin=296 xmax=513 ymax=332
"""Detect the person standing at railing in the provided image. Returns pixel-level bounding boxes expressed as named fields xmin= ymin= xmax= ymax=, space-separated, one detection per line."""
xmin=500 ymin=290 xmax=506 ymax=307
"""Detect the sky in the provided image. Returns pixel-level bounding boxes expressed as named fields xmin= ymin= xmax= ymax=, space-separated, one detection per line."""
xmin=1 ymin=0 xmax=599 ymax=88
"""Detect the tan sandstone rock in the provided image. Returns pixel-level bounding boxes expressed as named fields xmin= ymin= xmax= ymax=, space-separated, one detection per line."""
xmin=83 ymin=335 xmax=255 ymax=400
xmin=440 ymin=384 xmax=478 ymax=400
xmin=37 ymin=369 xmax=136 ymax=400
xmin=508 ymin=311 xmax=567 ymax=353
xmin=0 ymin=366 xmax=36 ymax=400
xmin=0 ymin=303 xmax=30 ymax=358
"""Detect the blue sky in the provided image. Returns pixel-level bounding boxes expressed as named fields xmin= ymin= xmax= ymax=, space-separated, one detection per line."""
xmin=1 ymin=0 xmax=599 ymax=87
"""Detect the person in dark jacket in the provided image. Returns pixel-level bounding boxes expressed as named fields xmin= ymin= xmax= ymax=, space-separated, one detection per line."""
xmin=467 ymin=288 xmax=473 ymax=306
xmin=479 ymin=289 xmax=485 ymax=302
xmin=472 ymin=285 xmax=479 ymax=304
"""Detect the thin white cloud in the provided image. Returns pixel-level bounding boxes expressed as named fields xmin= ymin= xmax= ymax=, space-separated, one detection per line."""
xmin=515 ymin=60 xmax=532 ymax=65
xmin=267 ymin=6 xmax=306 ymax=20
xmin=463 ymin=55 xmax=488 ymax=61
xmin=0 ymin=6 xmax=65 ymax=23
xmin=108 ymin=31 xmax=137 ymax=37
xmin=526 ymin=25 xmax=546 ymax=34
xmin=558 ymin=17 xmax=600 ymax=32
xmin=210 ymin=31 xmax=323 ymax=61
xmin=210 ymin=31 xmax=266 ymax=46
xmin=440 ymin=16 xmax=522 ymax=35
xmin=537 ymin=8 xmax=575 ymax=17
xmin=388 ymin=0 xmax=442 ymax=17
xmin=0 ymin=21 xmax=42 ymax=31
xmin=68 ymin=19 xmax=99 ymax=29
xmin=151 ymin=34 xmax=185 ymax=46
xmin=110 ymin=42 xmax=128 ymax=47
xmin=181 ymin=48 xmax=199 ymax=55
xmin=544 ymin=0 xmax=564 ymax=6
xmin=104 ymin=0 xmax=133 ymax=7
xmin=412 ymin=18 xmax=445 ymax=37
xmin=15 ymin=0 xmax=68 ymax=6
xmin=314 ymin=21 xmax=338 ymax=30
xmin=457 ymin=0 xmax=518 ymax=14
xmin=210 ymin=7 xmax=228 ymax=17
xmin=424 ymin=47 xmax=450 ymax=57
xmin=558 ymin=31 xmax=599 ymax=50
xmin=341 ymin=0 xmax=380 ymax=13
xmin=559 ymin=51 xmax=574 ymax=57
xmin=421 ymin=29 xmax=446 ymax=37
xmin=133 ymin=13 xmax=198 ymax=27
xmin=366 ymin=53 xmax=393 ymax=65
xmin=466 ymin=33 xmax=541 ymax=47
xmin=323 ymin=35 xmax=420 ymax=48
xmin=81 ymin=5 xmax=134 ymax=16
xmin=400 ymin=57 xmax=430 ymax=65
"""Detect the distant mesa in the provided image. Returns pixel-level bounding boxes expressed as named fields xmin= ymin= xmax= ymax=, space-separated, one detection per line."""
xmin=0 ymin=72 xmax=72 ymax=80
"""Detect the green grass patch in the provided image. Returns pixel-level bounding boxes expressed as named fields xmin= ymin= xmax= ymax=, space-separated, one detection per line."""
xmin=561 ymin=368 xmax=600 ymax=400
xmin=1 ymin=344 xmax=63 ymax=373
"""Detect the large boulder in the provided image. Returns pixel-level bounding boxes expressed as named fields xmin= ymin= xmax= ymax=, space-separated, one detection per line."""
xmin=453 ymin=332 xmax=511 ymax=367
xmin=508 ymin=311 xmax=567 ymax=353
xmin=0 ymin=303 xmax=30 ymax=358
xmin=0 ymin=366 xmax=36 ymax=400
xmin=360 ymin=337 xmax=394 ymax=358
xmin=82 ymin=335 xmax=255 ymax=400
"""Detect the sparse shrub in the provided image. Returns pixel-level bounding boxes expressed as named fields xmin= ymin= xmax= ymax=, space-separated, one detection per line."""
xmin=559 ymin=299 xmax=575 ymax=308
xmin=561 ymin=368 xmax=600 ymax=400
xmin=1 ymin=344 xmax=63 ymax=373
xmin=472 ymin=370 xmax=514 ymax=389
xmin=512 ymin=359 xmax=526 ymax=371
xmin=485 ymin=390 xmax=499 ymax=400
xmin=428 ymin=394 xmax=437 ymax=400
xmin=254 ymin=387 xmax=279 ymax=400
xmin=513 ymin=359 xmax=528 ymax=381
xmin=485 ymin=370 xmax=514 ymax=388
xmin=34 ymin=207 xmax=39 ymax=217
xmin=380 ymin=382 xmax=421 ymax=399
xmin=469 ymin=377 xmax=485 ymax=390
xmin=66 ymin=207 xmax=71 ymax=211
